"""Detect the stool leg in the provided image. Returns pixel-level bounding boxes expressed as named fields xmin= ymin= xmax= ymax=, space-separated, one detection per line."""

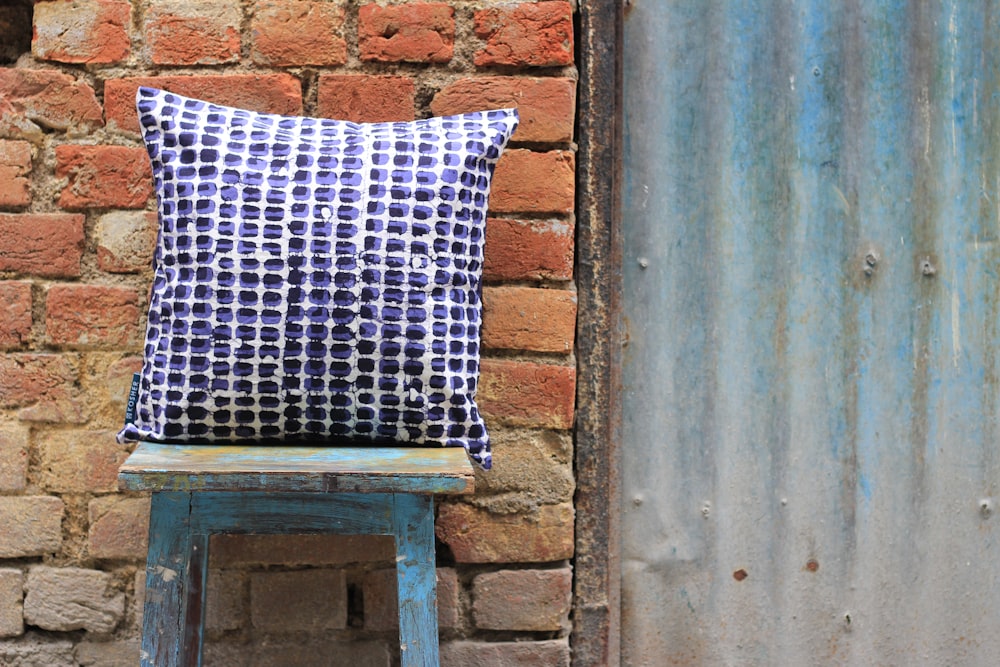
xmin=141 ymin=492 xmax=208 ymax=667
xmin=393 ymin=494 xmax=440 ymax=667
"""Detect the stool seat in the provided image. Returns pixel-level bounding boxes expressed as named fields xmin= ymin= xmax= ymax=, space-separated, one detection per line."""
xmin=120 ymin=442 xmax=475 ymax=494
xmin=120 ymin=441 xmax=475 ymax=667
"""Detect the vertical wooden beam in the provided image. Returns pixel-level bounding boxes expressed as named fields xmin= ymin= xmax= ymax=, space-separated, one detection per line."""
xmin=393 ymin=493 xmax=439 ymax=667
xmin=181 ymin=532 xmax=209 ymax=666
xmin=141 ymin=492 xmax=193 ymax=667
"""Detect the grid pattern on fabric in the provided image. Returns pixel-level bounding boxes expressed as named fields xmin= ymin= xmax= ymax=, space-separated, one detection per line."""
xmin=116 ymin=87 xmax=519 ymax=469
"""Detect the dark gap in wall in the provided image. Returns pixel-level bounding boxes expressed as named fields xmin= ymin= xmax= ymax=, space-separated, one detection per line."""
xmin=0 ymin=0 xmax=33 ymax=65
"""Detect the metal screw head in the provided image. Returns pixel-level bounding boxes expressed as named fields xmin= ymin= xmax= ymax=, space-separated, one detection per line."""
xmin=863 ymin=252 xmax=879 ymax=276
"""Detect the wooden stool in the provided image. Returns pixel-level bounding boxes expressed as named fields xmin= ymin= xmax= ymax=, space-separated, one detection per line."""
xmin=119 ymin=442 xmax=475 ymax=667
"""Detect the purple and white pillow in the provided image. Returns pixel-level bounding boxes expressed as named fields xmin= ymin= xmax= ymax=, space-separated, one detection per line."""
xmin=116 ymin=87 xmax=518 ymax=469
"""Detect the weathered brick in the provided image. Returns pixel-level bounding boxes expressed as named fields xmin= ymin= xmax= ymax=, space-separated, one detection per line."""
xmin=316 ymin=75 xmax=416 ymax=123
xmin=106 ymin=356 xmax=144 ymax=415
xmin=478 ymin=359 xmax=575 ymax=429
xmin=359 ymin=3 xmax=454 ymax=63
xmin=491 ymin=149 xmax=575 ymax=213
xmin=55 ymin=146 xmax=152 ymax=209
xmin=0 ymin=68 xmax=104 ymax=141
xmin=484 ymin=218 xmax=574 ymax=282
xmin=0 ymin=634 xmax=75 ymax=667
xmin=250 ymin=569 xmax=347 ymax=632
xmin=436 ymin=502 xmax=574 ymax=563
xmin=88 ymin=496 xmax=150 ymax=560
xmin=474 ymin=1 xmax=574 ymax=67
xmin=248 ymin=639 xmax=390 ymax=667
xmin=0 ymin=69 xmax=104 ymax=136
xmin=432 ymin=77 xmax=576 ymax=143
xmin=131 ymin=570 xmax=145 ymax=634
xmin=0 ymin=354 xmax=86 ymax=423
xmin=0 ymin=497 xmax=64 ymax=558
xmin=0 ymin=424 xmax=29 ymax=492
xmin=441 ymin=639 xmax=570 ymax=667
xmin=32 ymin=0 xmax=130 ymax=64
xmin=473 ymin=428 xmax=574 ymax=510
xmin=472 ymin=568 xmax=571 ymax=630
xmin=74 ymin=640 xmax=139 ymax=667
xmin=146 ymin=0 xmax=241 ymax=65
xmin=46 ymin=285 xmax=140 ymax=349
xmin=251 ymin=1 xmax=347 ymax=66
xmin=0 ymin=281 xmax=32 ymax=350
xmin=482 ymin=286 xmax=576 ymax=353
xmin=23 ymin=566 xmax=125 ymax=633
xmin=0 ymin=140 xmax=31 ymax=206
xmin=0 ymin=569 xmax=23 ymax=638
xmin=105 ymin=75 xmax=303 ymax=134
xmin=361 ymin=567 xmax=459 ymax=632
xmin=210 ymin=534 xmax=394 ymax=567
xmin=0 ymin=213 xmax=84 ymax=278
xmin=36 ymin=429 xmax=128 ymax=493
xmin=96 ymin=211 xmax=158 ymax=274
xmin=206 ymin=570 xmax=244 ymax=632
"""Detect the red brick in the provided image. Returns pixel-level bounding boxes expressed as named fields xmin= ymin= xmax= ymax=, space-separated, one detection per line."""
xmin=359 ymin=3 xmax=454 ymax=64
xmin=251 ymin=1 xmax=347 ymax=66
xmin=32 ymin=0 xmax=130 ymax=64
xmin=97 ymin=211 xmax=158 ymax=274
xmin=210 ymin=533 xmax=393 ymax=567
xmin=474 ymin=1 xmax=574 ymax=67
xmin=0 ymin=140 xmax=31 ymax=207
xmin=0 ymin=69 xmax=103 ymax=136
xmin=482 ymin=286 xmax=576 ymax=353
xmin=436 ymin=502 xmax=574 ymax=563
xmin=88 ymin=496 xmax=150 ymax=560
xmin=361 ymin=567 xmax=459 ymax=631
xmin=250 ymin=570 xmax=347 ymax=632
xmin=316 ymin=75 xmax=415 ymax=123
xmin=484 ymin=218 xmax=573 ymax=282
xmin=36 ymin=429 xmax=127 ymax=493
xmin=432 ymin=77 xmax=575 ymax=143
xmin=0 ymin=213 xmax=84 ymax=278
xmin=492 ymin=149 xmax=575 ymax=214
xmin=105 ymin=75 xmax=303 ymax=134
xmin=0 ymin=424 xmax=29 ymax=492
xmin=46 ymin=284 xmax=140 ymax=348
xmin=55 ymin=146 xmax=152 ymax=210
xmin=478 ymin=359 xmax=575 ymax=429
xmin=472 ymin=568 xmax=571 ymax=630
xmin=0 ymin=281 xmax=32 ymax=350
xmin=146 ymin=0 xmax=241 ymax=65
xmin=0 ymin=354 xmax=86 ymax=423
xmin=441 ymin=640 xmax=570 ymax=667
xmin=0 ymin=497 xmax=64 ymax=558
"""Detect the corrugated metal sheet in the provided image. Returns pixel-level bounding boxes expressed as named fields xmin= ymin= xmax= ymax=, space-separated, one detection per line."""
xmin=621 ymin=1 xmax=1000 ymax=664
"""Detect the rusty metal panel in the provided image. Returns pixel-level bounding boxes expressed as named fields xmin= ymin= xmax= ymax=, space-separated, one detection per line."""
xmin=622 ymin=1 xmax=1000 ymax=665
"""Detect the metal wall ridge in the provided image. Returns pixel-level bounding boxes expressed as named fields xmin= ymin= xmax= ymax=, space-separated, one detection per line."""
xmin=623 ymin=1 xmax=1000 ymax=664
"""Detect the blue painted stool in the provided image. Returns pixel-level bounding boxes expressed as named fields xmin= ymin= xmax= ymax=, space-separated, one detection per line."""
xmin=119 ymin=442 xmax=474 ymax=667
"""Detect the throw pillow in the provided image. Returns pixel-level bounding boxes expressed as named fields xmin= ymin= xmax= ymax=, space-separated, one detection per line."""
xmin=115 ymin=87 xmax=518 ymax=469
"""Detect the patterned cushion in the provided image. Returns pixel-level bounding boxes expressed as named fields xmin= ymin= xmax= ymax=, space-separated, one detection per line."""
xmin=116 ymin=87 xmax=518 ymax=469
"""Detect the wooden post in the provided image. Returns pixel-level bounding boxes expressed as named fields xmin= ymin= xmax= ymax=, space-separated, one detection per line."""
xmin=393 ymin=493 xmax=439 ymax=667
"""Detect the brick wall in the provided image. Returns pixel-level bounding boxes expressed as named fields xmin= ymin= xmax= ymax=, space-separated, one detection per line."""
xmin=0 ymin=1 xmax=578 ymax=664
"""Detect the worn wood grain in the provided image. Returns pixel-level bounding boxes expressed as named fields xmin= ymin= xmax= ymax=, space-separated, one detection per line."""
xmin=119 ymin=442 xmax=475 ymax=494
